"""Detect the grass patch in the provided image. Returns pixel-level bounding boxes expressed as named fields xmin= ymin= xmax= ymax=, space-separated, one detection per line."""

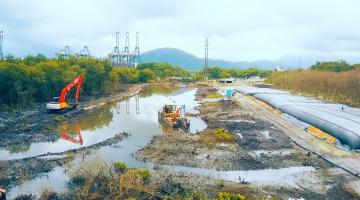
xmin=218 ymin=192 xmax=246 ymax=200
xmin=211 ymin=128 xmax=235 ymax=141
xmin=53 ymin=115 xmax=65 ymax=122
xmin=200 ymin=128 xmax=236 ymax=147
xmin=128 ymin=169 xmax=151 ymax=182
xmin=207 ymin=93 xmax=223 ymax=98
xmin=114 ymin=162 xmax=128 ymax=173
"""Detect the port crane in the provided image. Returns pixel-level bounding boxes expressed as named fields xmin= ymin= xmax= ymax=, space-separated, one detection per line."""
xmin=46 ymin=75 xmax=84 ymax=113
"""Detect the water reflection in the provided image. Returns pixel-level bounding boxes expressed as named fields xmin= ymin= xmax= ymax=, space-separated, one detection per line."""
xmin=60 ymin=124 xmax=83 ymax=145
xmin=139 ymin=86 xmax=180 ymax=98
xmin=77 ymin=103 xmax=114 ymax=131
xmin=6 ymin=86 xmax=208 ymax=197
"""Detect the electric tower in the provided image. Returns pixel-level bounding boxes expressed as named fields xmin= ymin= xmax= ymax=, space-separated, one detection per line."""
xmin=204 ymin=38 xmax=209 ymax=79
xmin=0 ymin=30 xmax=3 ymax=60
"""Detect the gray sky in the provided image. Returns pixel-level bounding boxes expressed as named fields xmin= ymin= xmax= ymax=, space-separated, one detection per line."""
xmin=1 ymin=0 xmax=360 ymax=62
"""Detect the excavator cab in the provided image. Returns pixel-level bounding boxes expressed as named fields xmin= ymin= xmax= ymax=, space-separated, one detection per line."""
xmin=47 ymin=75 xmax=84 ymax=113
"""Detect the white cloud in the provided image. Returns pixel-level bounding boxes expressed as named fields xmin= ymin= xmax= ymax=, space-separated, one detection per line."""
xmin=1 ymin=0 xmax=360 ymax=62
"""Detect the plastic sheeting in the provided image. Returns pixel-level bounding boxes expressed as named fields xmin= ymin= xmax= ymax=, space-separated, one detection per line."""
xmin=235 ymin=86 xmax=290 ymax=96
xmin=235 ymin=86 xmax=360 ymax=149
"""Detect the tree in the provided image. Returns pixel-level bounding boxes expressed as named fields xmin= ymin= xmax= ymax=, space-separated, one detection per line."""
xmin=138 ymin=69 xmax=155 ymax=83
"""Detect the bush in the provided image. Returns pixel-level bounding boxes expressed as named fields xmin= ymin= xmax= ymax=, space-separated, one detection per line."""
xmin=114 ymin=162 xmax=128 ymax=173
xmin=218 ymin=192 xmax=246 ymax=200
xmin=211 ymin=128 xmax=235 ymax=141
xmin=128 ymin=169 xmax=151 ymax=183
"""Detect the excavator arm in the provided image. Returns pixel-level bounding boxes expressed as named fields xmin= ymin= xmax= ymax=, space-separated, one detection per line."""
xmin=46 ymin=74 xmax=84 ymax=113
xmin=59 ymin=75 xmax=84 ymax=105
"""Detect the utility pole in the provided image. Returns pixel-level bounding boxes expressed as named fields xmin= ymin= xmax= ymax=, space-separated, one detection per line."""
xmin=204 ymin=38 xmax=209 ymax=80
xmin=0 ymin=30 xmax=3 ymax=60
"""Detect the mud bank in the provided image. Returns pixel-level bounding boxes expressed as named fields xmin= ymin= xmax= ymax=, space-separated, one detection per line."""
xmin=137 ymin=84 xmax=360 ymax=199
xmin=0 ymin=132 xmax=128 ymax=188
xmin=0 ymin=84 xmax=142 ymax=150
xmin=0 ymin=84 xmax=144 ymax=191
xmin=138 ymin=85 xmax=330 ymax=171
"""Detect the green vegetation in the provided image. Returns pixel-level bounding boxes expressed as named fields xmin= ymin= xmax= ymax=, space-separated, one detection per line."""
xmin=267 ymin=64 xmax=360 ymax=106
xmin=128 ymin=169 xmax=151 ymax=183
xmin=211 ymin=128 xmax=235 ymax=141
xmin=0 ymin=54 xmax=271 ymax=108
xmin=310 ymin=60 xmax=360 ymax=72
xmin=114 ymin=162 xmax=128 ymax=173
xmin=138 ymin=62 xmax=191 ymax=79
xmin=0 ymin=56 xmax=191 ymax=107
xmin=195 ymin=67 xmax=272 ymax=80
xmin=207 ymin=93 xmax=223 ymax=98
xmin=218 ymin=192 xmax=246 ymax=200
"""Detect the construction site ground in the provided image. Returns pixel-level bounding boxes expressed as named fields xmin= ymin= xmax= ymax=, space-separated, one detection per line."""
xmin=137 ymin=83 xmax=360 ymax=199
xmin=215 ymin=81 xmax=360 ymax=195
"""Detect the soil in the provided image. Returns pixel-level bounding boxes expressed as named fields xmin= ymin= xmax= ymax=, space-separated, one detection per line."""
xmin=0 ymin=132 xmax=128 ymax=188
xmin=137 ymin=84 xmax=360 ymax=200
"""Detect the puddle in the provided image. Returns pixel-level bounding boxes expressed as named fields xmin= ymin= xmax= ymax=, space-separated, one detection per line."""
xmin=161 ymin=165 xmax=316 ymax=188
xmin=250 ymin=149 xmax=296 ymax=158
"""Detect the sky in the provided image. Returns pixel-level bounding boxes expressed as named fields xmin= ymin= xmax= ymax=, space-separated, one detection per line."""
xmin=1 ymin=0 xmax=360 ymax=63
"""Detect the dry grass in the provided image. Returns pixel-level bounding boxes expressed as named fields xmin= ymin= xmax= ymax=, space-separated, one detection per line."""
xmin=267 ymin=70 xmax=360 ymax=106
xmin=207 ymin=93 xmax=223 ymax=98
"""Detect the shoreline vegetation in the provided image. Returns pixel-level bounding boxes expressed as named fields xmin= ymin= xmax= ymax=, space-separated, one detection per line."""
xmin=1 ymin=55 xmax=360 ymax=109
xmin=0 ymin=54 xmax=271 ymax=109
xmin=267 ymin=61 xmax=360 ymax=107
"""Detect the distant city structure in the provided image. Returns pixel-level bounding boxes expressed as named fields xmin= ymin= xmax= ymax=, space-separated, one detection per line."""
xmin=78 ymin=46 xmax=90 ymax=58
xmin=0 ymin=30 xmax=3 ymax=60
xmin=55 ymin=45 xmax=71 ymax=59
xmin=55 ymin=45 xmax=91 ymax=59
xmin=109 ymin=32 xmax=141 ymax=68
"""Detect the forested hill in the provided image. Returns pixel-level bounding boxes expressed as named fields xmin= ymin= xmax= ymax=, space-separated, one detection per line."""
xmin=141 ymin=48 xmax=282 ymax=71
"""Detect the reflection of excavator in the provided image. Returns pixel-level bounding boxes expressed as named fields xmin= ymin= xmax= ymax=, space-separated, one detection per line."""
xmin=60 ymin=124 xmax=83 ymax=145
xmin=46 ymin=75 xmax=84 ymax=113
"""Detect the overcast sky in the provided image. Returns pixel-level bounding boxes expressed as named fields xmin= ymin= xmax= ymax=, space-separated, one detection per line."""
xmin=1 ymin=0 xmax=360 ymax=62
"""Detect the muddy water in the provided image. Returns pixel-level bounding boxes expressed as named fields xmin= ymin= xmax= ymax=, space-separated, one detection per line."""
xmin=6 ymin=86 xmax=207 ymax=198
xmin=5 ymin=86 xmax=317 ymax=198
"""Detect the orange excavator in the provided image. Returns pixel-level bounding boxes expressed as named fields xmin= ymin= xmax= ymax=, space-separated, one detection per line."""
xmin=46 ymin=75 xmax=84 ymax=113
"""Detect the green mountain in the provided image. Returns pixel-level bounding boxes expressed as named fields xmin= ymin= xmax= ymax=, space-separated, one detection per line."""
xmin=141 ymin=48 xmax=283 ymax=71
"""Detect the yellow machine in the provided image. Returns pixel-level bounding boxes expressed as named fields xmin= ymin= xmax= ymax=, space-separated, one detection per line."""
xmin=158 ymin=104 xmax=190 ymax=129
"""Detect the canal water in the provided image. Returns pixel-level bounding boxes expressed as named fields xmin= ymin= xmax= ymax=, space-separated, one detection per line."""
xmin=5 ymin=86 xmax=315 ymax=198
xmin=6 ymin=86 xmax=207 ymax=197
